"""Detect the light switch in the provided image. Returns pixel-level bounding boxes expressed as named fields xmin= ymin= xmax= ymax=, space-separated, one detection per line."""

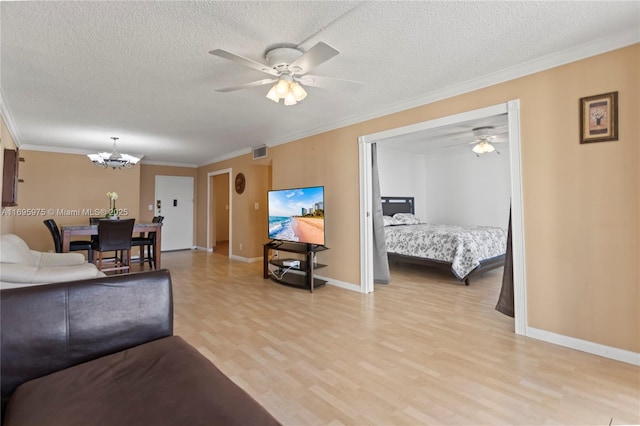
xmin=148 ymin=204 xmax=153 ymax=211
xmin=254 ymin=202 xmax=259 ymax=210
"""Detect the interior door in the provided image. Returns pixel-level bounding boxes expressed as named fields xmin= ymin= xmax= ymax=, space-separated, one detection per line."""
xmin=155 ymin=176 xmax=194 ymax=251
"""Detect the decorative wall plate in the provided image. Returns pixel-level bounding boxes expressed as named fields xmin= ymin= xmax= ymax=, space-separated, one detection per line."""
xmin=235 ymin=173 xmax=246 ymax=194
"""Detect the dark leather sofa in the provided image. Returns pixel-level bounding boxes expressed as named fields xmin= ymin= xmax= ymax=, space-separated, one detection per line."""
xmin=1 ymin=269 xmax=280 ymax=426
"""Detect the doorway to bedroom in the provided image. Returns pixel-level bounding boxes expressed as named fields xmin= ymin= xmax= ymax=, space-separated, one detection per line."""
xmin=207 ymin=169 xmax=232 ymax=257
xmin=358 ymin=101 xmax=527 ymax=335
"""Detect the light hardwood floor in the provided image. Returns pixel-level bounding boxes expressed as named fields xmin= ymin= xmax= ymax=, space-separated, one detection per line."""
xmin=154 ymin=250 xmax=639 ymax=425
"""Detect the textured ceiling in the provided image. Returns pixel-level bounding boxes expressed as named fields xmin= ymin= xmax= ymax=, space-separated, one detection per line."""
xmin=1 ymin=1 xmax=638 ymax=166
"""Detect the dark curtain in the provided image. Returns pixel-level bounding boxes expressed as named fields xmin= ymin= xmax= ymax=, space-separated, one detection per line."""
xmin=371 ymin=144 xmax=390 ymax=284
xmin=495 ymin=207 xmax=514 ymax=317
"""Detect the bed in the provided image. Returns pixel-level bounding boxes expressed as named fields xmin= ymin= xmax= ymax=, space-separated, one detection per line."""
xmin=381 ymin=197 xmax=507 ymax=285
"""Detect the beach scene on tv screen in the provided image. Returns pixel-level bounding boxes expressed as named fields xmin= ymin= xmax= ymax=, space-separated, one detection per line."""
xmin=268 ymin=187 xmax=325 ymax=245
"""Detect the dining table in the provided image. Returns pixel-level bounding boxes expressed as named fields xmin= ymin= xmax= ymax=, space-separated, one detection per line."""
xmin=60 ymin=222 xmax=163 ymax=269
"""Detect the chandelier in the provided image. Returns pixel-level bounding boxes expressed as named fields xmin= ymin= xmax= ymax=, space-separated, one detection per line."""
xmin=265 ymin=75 xmax=307 ymax=106
xmin=87 ymin=137 xmax=140 ymax=169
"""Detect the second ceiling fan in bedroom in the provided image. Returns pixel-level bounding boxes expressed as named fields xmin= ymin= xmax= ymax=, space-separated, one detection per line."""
xmin=209 ymin=42 xmax=363 ymax=106
xmin=469 ymin=126 xmax=507 ymax=155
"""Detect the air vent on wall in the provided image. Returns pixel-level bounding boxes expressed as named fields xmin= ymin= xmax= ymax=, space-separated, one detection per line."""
xmin=252 ymin=145 xmax=268 ymax=160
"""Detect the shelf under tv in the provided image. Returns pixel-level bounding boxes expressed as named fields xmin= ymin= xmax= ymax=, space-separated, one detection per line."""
xmin=263 ymin=242 xmax=329 ymax=293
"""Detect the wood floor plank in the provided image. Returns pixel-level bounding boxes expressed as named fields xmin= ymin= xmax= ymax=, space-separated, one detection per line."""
xmin=153 ymin=250 xmax=639 ymax=425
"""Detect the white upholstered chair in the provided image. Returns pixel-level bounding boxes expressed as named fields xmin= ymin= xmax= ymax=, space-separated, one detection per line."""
xmin=0 ymin=234 xmax=106 ymax=289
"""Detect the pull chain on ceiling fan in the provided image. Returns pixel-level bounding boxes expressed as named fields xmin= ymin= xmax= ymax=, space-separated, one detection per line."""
xmin=209 ymin=42 xmax=363 ymax=106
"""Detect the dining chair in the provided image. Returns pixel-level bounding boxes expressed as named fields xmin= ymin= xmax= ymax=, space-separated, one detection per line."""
xmin=43 ymin=219 xmax=93 ymax=262
xmin=89 ymin=216 xmax=102 ymax=240
xmin=130 ymin=216 xmax=163 ymax=270
xmin=91 ymin=219 xmax=135 ymax=274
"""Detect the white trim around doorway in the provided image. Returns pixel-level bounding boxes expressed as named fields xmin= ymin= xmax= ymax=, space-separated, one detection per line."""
xmin=358 ymin=100 xmax=527 ymax=336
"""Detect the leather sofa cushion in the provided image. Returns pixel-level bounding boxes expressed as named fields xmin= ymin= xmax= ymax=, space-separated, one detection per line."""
xmin=3 ymin=336 xmax=281 ymax=426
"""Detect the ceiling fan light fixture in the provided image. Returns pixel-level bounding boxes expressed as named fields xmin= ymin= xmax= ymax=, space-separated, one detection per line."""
xmin=265 ymin=76 xmax=307 ymax=105
xmin=265 ymin=85 xmax=279 ymax=102
xmin=290 ymin=82 xmax=307 ymax=102
xmin=283 ymin=91 xmax=297 ymax=106
xmin=472 ymin=141 xmax=495 ymax=154
xmin=275 ymin=78 xmax=290 ymax=97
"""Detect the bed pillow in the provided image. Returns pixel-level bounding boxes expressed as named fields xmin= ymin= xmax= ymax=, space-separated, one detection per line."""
xmin=382 ymin=215 xmax=398 ymax=226
xmin=393 ymin=213 xmax=421 ymax=225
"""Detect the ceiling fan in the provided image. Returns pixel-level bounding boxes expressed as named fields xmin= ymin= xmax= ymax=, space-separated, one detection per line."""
xmin=468 ymin=126 xmax=507 ymax=155
xmin=209 ymin=42 xmax=363 ymax=106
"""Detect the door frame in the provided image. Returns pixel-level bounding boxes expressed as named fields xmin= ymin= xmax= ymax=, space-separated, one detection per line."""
xmin=358 ymin=100 xmax=527 ymax=335
xmin=207 ymin=169 xmax=232 ymax=254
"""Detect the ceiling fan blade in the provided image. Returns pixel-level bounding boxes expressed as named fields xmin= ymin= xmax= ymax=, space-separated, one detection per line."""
xmin=289 ymin=42 xmax=339 ymax=74
xmin=215 ymin=78 xmax=278 ymax=93
xmin=209 ymin=49 xmax=279 ymax=77
xmin=298 ymin=75 xmax=363 ymax=92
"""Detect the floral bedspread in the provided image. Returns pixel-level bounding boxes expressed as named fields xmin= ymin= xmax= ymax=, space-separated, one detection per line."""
xmin=384 ymin=223 xmax=507 ymax=279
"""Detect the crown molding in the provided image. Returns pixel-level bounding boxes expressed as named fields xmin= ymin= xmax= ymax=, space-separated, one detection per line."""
xmin=199 ymin=147 xmax=252 ymax=167
xmin=19 ymin=144 xmax=145 ymax=161
xmin=0 ymin=90 xmax=22 ymax=147
xmin=140 ymin=160 xmax=198 ymax=168
xmin=21 ymin=144 xmax=198 ymax=168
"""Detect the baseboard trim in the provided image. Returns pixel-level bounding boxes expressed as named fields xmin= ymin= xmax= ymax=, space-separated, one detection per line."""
xmin=526 ymin=326 xmax=640 ymax=366
xmin=229 ymin=254 xmax=262 ymax=263
xmin=314 ymin=274 xmax=360 ymax=292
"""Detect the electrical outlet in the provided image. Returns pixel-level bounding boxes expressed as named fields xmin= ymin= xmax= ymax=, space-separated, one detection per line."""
xmin=239 ymin=243 xmax=243 ymax=250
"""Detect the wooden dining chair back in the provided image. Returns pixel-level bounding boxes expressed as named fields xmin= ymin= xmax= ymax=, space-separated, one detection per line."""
xmin=89 ymin=217 xmax=102 ymax=243
xmin=43 ymin=219 xmax=93 ymax=261
xmin=91 ymin=219 xmax=135 ymax=273
xmin=131 ymin=216 xmax=163 ymax=270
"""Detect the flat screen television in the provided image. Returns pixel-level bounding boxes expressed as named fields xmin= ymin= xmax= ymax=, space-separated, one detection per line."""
xmin=268 ymin=186 xmax=325 ymax=246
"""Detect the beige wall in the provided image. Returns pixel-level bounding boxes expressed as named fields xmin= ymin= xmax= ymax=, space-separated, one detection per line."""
xmin=197 ymin=157 xmax=270 ymax=257
xmin=198 ymin=45 xmax=639 ymax=352
xmin=3 ymin=158 xmax=197 ymax=253
xmin=11 ymin=150 xmax=141 ymax=252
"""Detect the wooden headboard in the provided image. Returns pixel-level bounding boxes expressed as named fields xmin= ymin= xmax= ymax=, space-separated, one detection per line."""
xmin=381 ymin=197 xmax=415 ymax=216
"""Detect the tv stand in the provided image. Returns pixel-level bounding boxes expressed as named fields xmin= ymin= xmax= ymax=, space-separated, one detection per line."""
xmin=263 ymin=242 xmax=329 ymax=293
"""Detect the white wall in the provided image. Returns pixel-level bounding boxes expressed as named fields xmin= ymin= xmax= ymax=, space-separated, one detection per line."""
xmin=424 ymin=148 xmax=511 ymax=227
xmin=378 ymin=146 xmax=511 ymax=228
xmin=377 ymin=147 xmax=428 ymax=220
